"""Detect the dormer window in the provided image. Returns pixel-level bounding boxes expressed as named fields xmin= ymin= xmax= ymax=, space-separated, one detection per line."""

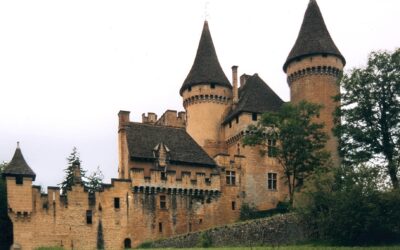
xmin=153 ymin=143 xmax=170 ymax=168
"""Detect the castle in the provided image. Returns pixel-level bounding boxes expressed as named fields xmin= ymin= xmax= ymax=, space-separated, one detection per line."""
xmin=2 ymin=1 xmax=345 ymax=249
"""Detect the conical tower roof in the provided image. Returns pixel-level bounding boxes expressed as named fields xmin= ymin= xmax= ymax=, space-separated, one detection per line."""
xmin=2 ymin=142 xmax=36 ymax=180
xmin=283 ymin=0 xmax=345 ymax=72
xmin=180 ymin=21 xmax=231 ymax=95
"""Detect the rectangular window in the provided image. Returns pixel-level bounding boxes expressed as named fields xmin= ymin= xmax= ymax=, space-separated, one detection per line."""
xmin=86 ymin=210 xmax=92 ymax=224
xmin=226 ymin=171 xmax=236 ymax=185
xmin=268 ymin=139 xmax=277 ymax=157
xmin=229 ymin=122 xmax=232 ymax=128
xmin=235 ymin=116 xmax=239 ymax=124
xmin=161 ymin=172 xmax=167 ymax=180
xmin=231 ymin=201 xmax=236 ymax=210
xmin=16 ymin=176 xmax=23 ymax=185
xmin=159 ymin=222 xmax=163 ymax=233
xmin=210 ymin=83 xmax=215 ymax=89
xmin=252 ymin=113 xmax=257 ymax=121
xmin=267 ymin=173 xmax=277 ymax=190
xmin=160 ymin=195 xmax=166 ymax=209
xmin=114 ymin=197 xmax=120 ymax=209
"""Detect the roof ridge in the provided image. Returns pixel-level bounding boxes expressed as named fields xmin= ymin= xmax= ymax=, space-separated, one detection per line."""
xmin=128 ymin=121 xmax=186 ymax=130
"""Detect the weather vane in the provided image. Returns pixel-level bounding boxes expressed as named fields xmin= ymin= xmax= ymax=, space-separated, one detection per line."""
xmin=204 ymin=1 xmax=210 ymax=21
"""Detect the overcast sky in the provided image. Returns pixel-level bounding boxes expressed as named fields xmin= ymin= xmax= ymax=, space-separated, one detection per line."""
xmin=0 ymin=0 xmax=399 ymax=188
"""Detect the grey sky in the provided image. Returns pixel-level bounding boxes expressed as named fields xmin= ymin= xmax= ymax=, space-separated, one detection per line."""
xmin=0 ymin=0 xmax=399 ymax=188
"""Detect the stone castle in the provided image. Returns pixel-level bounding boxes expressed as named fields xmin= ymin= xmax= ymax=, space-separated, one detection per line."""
xmin=2 ymin=1 xmax=345 ymax=249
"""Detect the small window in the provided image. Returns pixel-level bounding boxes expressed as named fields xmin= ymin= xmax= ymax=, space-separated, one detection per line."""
xmin=188 ymin=86 xmax=192 ymax=92
xmin=268 ymin=139 xmax=277 ymax=157
xmin=161 ymin=172 xmax=167 ymax=180
xmin=229 ymin=122 xmax=232 ymax=128
xmin=268 ymin=173 xmax=277 ymax=190
xmin=226 ymin=171 xmax=236 ymax=185
xmin=199 ymin=218 xmax=203 ymax=224
xmin=232 ymin=201 xmax=236 ymax=210
xmin=235 ymin=116 xmax=239 ymax=124
xmin=114 ymin=197 xmax=120 ymax=209
xmin=159 ymin=222 xmax=163 ymax=233
xmin=16 ymin=176 xmax=23 ymax=185
xmin=86 ymin=210 xmax=92 ymax=224
xmin=210 ymin=83 xmax=215 ymax=89
xmin=189 ymin=222 xmax=192 ymax=232
xmin=252 ymin=113 xmax=257 ymax=121
xmin=160 ymin=195 xmax=166 ymax=209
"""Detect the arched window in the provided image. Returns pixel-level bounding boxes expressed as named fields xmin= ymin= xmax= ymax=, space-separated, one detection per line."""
xmin=124 ymin=238 xmax=131 ymax=249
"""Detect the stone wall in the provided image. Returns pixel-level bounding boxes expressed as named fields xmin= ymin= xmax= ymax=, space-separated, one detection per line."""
xmin=149 ymin=213 xmax=311 ymax=248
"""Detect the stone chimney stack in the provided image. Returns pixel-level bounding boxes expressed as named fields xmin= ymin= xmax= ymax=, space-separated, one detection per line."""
xmin=232 ymin=65 xmax=238 ymax=105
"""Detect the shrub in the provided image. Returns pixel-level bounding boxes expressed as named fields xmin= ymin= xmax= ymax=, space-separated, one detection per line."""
xmin=197 ymin=231 xmax=212 ymax=248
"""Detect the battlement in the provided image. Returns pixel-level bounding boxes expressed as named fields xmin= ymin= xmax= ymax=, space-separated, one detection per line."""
xmin=142 ymin=112 xmax=158 ymax=124
xmin=130 ymin=169 xmax=220 ymax=195
xmin=155 ymin=110 xmax=186 ymax=128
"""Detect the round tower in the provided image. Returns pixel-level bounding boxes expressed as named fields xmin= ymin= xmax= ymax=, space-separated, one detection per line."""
xmin=283 ymin=0 xmax=346 ymax=167
xmin=180 ymin=21 xmax=232 ymax=155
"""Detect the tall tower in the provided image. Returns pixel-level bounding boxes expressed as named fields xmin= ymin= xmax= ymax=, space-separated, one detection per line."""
xmin=283 ymin=0 xmax=346 ymax=166
xmin=180 ymin=21 xmax=232 ymax=156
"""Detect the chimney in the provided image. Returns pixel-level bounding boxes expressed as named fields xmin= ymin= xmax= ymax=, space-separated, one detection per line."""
xmin=232 ymin=66 xmax=238 ymax=105
xmin=118 ymin=110 xmax=130 ymax=124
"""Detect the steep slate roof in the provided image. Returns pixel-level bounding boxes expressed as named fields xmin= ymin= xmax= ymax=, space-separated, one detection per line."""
xmin=125 ymin=123 xmax=216 ymax=167
xmin=2 ymin=143 xmax=36 ymax=180
xmin=283 ymin=0 xmax=345 ymax=72
xmin=223 ymin=74 xmax=284 ymax=124
xmin=180 ymin=21 xmax=231 ymax=95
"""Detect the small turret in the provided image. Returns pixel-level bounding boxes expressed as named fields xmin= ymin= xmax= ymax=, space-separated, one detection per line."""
xmin=3 ymin=142 xmax=35 ymax=215
xmin=284 ymin=0 xmax=345 ymax=167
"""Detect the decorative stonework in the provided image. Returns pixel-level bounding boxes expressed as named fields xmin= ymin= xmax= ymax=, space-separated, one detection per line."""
xmin=183 ymin=94 xmax=231 ymax=108
xmin=287 ymin=65 xmax=341 ymax=85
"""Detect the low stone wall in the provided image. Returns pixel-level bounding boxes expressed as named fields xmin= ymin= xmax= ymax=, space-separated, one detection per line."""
xmin=148 ymin=214 xmax=311 ymax=248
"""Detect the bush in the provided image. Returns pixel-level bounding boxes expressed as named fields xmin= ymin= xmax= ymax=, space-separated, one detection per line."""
xmin=240 ymin=202 xmax=289 ymax=221
xmin=301 ymin=166 xmax=400 ymax=245
xmin=197 ymin=231 xmax=212 ymax=248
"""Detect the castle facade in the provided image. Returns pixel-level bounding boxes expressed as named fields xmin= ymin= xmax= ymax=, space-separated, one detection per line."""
xmin=2 ymin=1 xmax=345 ymax=249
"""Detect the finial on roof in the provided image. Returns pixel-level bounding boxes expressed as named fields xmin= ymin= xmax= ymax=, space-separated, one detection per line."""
xmin=204 ymin=1 xmax=210 ymax=21
xmin=17 ymin=141 xmax=20 ymax=149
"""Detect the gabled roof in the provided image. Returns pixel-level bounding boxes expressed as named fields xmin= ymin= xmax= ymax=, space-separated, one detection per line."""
xmin=180 ymin=21 xmax=231 ymax=95
xmin=223 ymin=74 xmax=284 ymax=124
xmin=125 ymin=123 xmax=216 ymax=167
xmin=283 ymin=0 xmax=345 ymax=72
xmin=2 ymin=143 xmax=36 ymax=180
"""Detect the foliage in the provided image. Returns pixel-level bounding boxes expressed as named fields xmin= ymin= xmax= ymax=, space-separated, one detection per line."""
xmin=243 ymin=101 xmax=330 ymax=206
xmin=335 ymin=48 xmax=400 ymax=189
xmin=59 ymin=147 xmax=86 ymax=195
xmin=97 ymin=220 xmax=105 ymax=250
xmin=0 ymin=161 xmax=13 ymax=249
xmin=87 ymin=166 xmax=104 ymax=194
xmin=239 ymin=202 xmax=289 ymax=221
xmin=197 ymin=231 xmax=212 ymax=248
xmin=135 ymin=246 xmax=400 ymax=250
xmin=301 ymin=166 xmax=400 ymax=245
xmin=136 ymin=241 xmax=154 ymax=249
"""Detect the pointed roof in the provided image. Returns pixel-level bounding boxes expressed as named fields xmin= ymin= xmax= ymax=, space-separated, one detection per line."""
xmin=283 ymin=0 xmax=346 ymax=72
xmin=2 ymin=142 xmax=36 ymax=180
xmin=180 ymin=21 xmax=231 ymax=95
xmin=223 ymin=74 xmax=284 ymax=124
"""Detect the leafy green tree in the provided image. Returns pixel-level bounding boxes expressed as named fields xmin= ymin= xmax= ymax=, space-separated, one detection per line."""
xmin=336 ymin=48 xmax=400 ymax=189
xmin=59 ymin=147 xmax=86 ymax=195
xmin=87 ymin=166 xmax=104 ymax=193
xmin=0 ymin=161 xmax=13 ymax=249
xmin=243 ymin=101 xmax=330 ymax=206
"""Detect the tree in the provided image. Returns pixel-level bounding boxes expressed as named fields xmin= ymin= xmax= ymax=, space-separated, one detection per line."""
xmin=243 ymin=101 xmax=330 ymax=206
xmin=0 ymin=161 xmax=13 ymax=249
xmin=336 ymin=48 xmax=400 ymax=189
xmin=60 ymin=147 xmax=86 ymax=195
xmin=87 ymin=166 xmax=104 ymax=193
